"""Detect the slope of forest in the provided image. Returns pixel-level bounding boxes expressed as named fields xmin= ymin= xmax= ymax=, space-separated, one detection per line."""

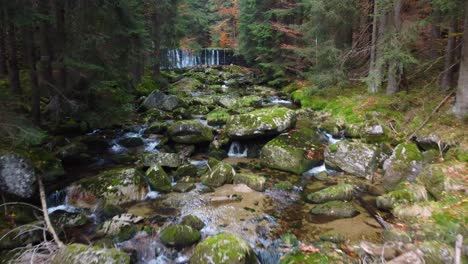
xmin=0 ymin=0 xmax=466 ymax=263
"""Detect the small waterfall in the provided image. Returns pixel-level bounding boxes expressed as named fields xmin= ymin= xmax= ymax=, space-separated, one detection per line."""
xmin=228 ymin=142 xmax=248 ymax=158
xmin=46 ymin=189 xmax=79 ymax=214
xmin=303 ymin=164 xmax=327 ymax=176
xmin=161 ymin=48 xmax=234 ymax=69
xmin=323 ymin=132 xmax=342 ymax=144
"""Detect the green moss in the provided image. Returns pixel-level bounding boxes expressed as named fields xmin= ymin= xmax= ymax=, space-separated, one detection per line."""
xmin=180 ymin=215 xmax=205 ymax=230
xmin=146 ymin=165 xmax=172 ymax=192
xmin=230 ymin=95 xmax=262 ymax=109
xmin=328 ymin=143 xmax=338 ymax=152
xmin=191 ymin=233 xmax=256 ymax=264
xmin=306 ymin=183 xmax=354 ymax=203
xmin=159 ymin=225 xmax=201 ymax=247
xmin=206 ymin=109 xmax=230 ymax=125
xmin=395 ymin=143 xmax=423 ymax=162
xmin=274 ymin=181 xmax=294 ymax=191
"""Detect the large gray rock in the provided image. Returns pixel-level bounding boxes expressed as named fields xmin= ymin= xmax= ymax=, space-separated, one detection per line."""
xmin=52 ymin=243 xmax=130 ymax=264
xmin=142 ymin=152 xmax=183 ymax=168
xmin=201 ymin=162 xmax=235 ymax=187
xmin=310 ymin=201 xmax=359 ymax=218
xmin=168 ymin=120 xmax=214 ymax=144
xmin=307 ymin=183 xmax=355 ymax=203
xmin=383 ymin=143 xmax=424 ymax=190
xmin=376 ymin=182 xmax=428 ymax=210
xmin=142 ymin=91 xmax=182 ymax=111
xmin=0 ymin=153 xmax=36 ymax=198
xmin=233 ymin=173 xmax=266 ymax=191
xmin=416 ymin=161 xmax=466 ymax=200
xmin=225 ymin=107 xmax=296 ymax=139
xmin=146 ymin=165 xmax=172 ymax=193
xmin=324 ymin=140 xmax=381 ymax=179
xmin=260 ymin=128 xmax=323 ymax=174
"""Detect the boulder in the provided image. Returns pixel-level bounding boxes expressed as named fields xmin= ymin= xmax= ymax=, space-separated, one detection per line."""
xmin=51 ymin=243 xmax=130 ymax=264
xmin=393 ymin=203 xmax=433 ymax=220
xmin=142 ymin=91 xmax=182 ymax=111
xmin=146 ymin=165 xmax=172 ymax=193
xmin=175 ymin=164 xmax=198 ymax=179
xmin=233 ymin=173 xmax=266 ymax=191
xmin=324 ymin=140 xmax=381 ymax=179
xmin=142 ymin=152 xmax=183 ymax=168
xmin=168 ymin=120 xmax=214 ymax=144
xmin=0 ymin=153 xmax=36 ymax=198
xmin=173 ymin=182 xmax=196 ymax=193
xmin=376 ymin=182 xmax=428 ymax=210
xmin=225 ymin=107 xmax=296 ymax=139
xmin=143 ymin=122 xmax=168 ymax=135
xmin=50 ymin=211 xmax=89 ymax=229
xmin=180 ymin=215 xmax=205 ymax=230
xmin=418 ymin=241 xmax=454 ymax=264
xmin=310 ymin=201 xmax=359 ymax=218
xmin=260 ymin=128 xmax=323 ymax=174
xmin=159 ymin=224 xmax=201 ymax=247
xmin=201 ymin=162 xmax=236 ymax=187
xmin=306 ymin=183 xmax=355 ymax=203
xmin=98 ymin=214 xmax=142 ymax=242
xmin=382 ymin=143 xmax=424 ymax=190
xmin=191 ymin=233 xmax=257 ymax=264
xmin=68 ymin=168 xmax=146 ymax=208
xmin=217 ymin=96 xmax=238 ymax=108
xmin=417 ymin=161 xmax=466 ymax=200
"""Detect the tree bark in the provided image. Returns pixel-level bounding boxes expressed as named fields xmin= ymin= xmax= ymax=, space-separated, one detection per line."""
xmin=26 ymin=27 xmax=41 ymax=125
xmin=0 ymin=8 xmax=8 ymax=77
xmin=55 ymin=0 xmax=67 ymax=93
xmin=386 ymin=0 xmax=403 ymax=95
xmin=6 ymin=20 xmax=21 ymax=95
xmin=38 ymin=0 xmax=54 ymax=96
xmin=454 ymin=1 xmax=468 ymax=118
xmin=430 ymin=9 xmax=441 ymax=60
xmin=152 ymin=13 xmax=161 ymax=79
xmin=441 ymin=18 xmax=457 ymax=90
xmin=368 ymin=0 xmax=379 ymax=93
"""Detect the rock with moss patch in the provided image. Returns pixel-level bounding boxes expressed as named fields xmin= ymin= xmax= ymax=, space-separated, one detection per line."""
xmin=226 ymin=107 xmax=296 ymax=139
xmin=51 ymin=243 xmax=130 ymax=264
xmin=142 ymin=91 xmax=183 ymax=111
xmin=68 ymin=168 xmax=146 ymax=208
xmin=180 ymin=215 xmax=205 ymax=230
xmin=50 ymin=211 xmax=89 ymax=229
xmin=382 ymin=143 xmax=424 ymax=190
xmin=159 ymin=224 xmax=201 ymax=247
xmin=393 ymin=203 xmax=433 ymax=221
xmin=98 ymin=214 xmax=142 ymax=242
xmin=417 ymin=161 xmax=466 ymax=200
xmin=142 ymin=152 xmax=182 ymax=168
xmin=310 ymin=201 xmax=359 ymax=218
xmin=173 ymin=182 xmax=196 ymax=193
xmin=274 ymin=181 xmax=294 ymax=191
xmin=207 ymin=108 xmax=230 ymax=125
xmin=376 ymin=182 xmax=428 ymax=210
xmin=146 ymin=165 xmax=172 ymax=193
xmin=168 ymin=120 xmax=214 ymax=144
xmin=260 ymin=128 xmax=323 ymax=174
xmin=0 ymin=153 xmax=36 ymax=198
xmin=144 ymin=122 xmax=168 ymax=135
xmin=324 ymin=140 xmax=381 ymax=179
xmin=201 ymin=162 xmax=236 ymax=187
xmin=172 ymin=77 xmax=203 ymax=95
xmin=191 ymin=233 xmax=257 ymax=264
xmin=175 ymin=164 xmax=198 ymax=179
xmin=418 ymin=241 xmax=454 ymax=264
xmin=307 ymin=183 xmax=355 ymax=203
xmin=233 ymin=173 xmax=266 ymax=191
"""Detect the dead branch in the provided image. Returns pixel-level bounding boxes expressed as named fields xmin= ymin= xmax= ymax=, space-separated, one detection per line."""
xmin=37 ymin=174 xmax=64 ymax=248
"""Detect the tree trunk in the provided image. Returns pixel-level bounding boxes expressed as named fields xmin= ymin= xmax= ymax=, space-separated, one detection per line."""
xmin=386 ymin=0 xmax=403 ymax=95
xmin=26 ymin=27 xmax=40 ymax=125
xmin=38 ymin=0 xmax=54 ymax=96
xmin=430 ymin=9 xmax=441 ymax=60
xmin=55 ymin=0 xmax=67 ymax=93
xmin=368 ymin=0 xmax=379 ymax=93
xmin=441 ymin=19 xmax=457 ymax=91
xmin=454 ymin=1 xmax=468 ymax=118
xmin=0 ymin=9 xmax=8 ymax=77
xmin=6 ymin=21 xmax=21 ymax=95
xmin=152 ymin=13 xmax=161 ymax=79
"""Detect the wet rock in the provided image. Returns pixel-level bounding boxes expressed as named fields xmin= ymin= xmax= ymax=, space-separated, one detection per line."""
xmin=118 ymin=137 xmax=144 ymax=148
xmin=50 ymin=211 xmax=89 ymax=229
xmin=382 ymin=143 xmax=424 ymax=190
xmin=310 ymin=201 xmax=359 ymax=218
xmin=98 ymin=214 xmax=142 ymax=242
xmin=376 ymin=182 xmax=428 ymax=210
xmin=226 ymin=106 xmax=296 ymax=139
xmin=159 ymin=224 xmax=201 ymax=247
xmin=418 ymin=241 xmax=454 ymax=264
xmin=144 ymin=122 xmax=168 ymax=135
xmin=146 ymin=165 xmax=172 ymax=193
xmin=0 ymin=222 xmax=43 ymax=249
xmin=207 ymin=108 xmax=230 ymax=125
xmin=217 ymin=96 xmax=238 ymax=108
xmin=174 ymin=164 xmax=198 ymax=179
xmin=51 ymin=243 xmax=130 ymax=264
xmin=191 ymin=233 xmax=257 ymax=264
xmin=260 ymin=128 xmax=323 ymax=174
xmin=180 ymin=215 xmax=205 ymax=230
xmin=142 ymin=152 xmax=183 ymax=168
xmin=306 ymin=183 xmax=355 ymax=203
xmin=0 ymin=153 xmax=36 ymax=198
xmin=324 ymin=140 xmax=381 ymax=179
xmin=168 ymin=120 xmax=214 ymax=144
xmin=201 ymin=161 xmax=235 ymax=187
xmin=56 ymin=141 xmax=88 ymax=161
xmin=417 ymin=161 xmax=466 ymax=200
xmin=68 ymin=168 xmax=146 ymax=208
xmin=233 ymin=173 xmax=266 ymax=191
xmin=415 ymin=133 xmax=445 ymax=151
xmin=142 ymin=91 xmax=183 ymax=111
xmin=173 ymin=182 xmax=196 ymax=193
xmin=314 ymin=171 xmax=329 ymax=181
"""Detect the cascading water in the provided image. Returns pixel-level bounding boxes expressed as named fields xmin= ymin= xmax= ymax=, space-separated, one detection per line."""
xmin=228 ymin=141 xmax=248 ymax=158
xmin=161 ymin=48 xmax=234 ymax=69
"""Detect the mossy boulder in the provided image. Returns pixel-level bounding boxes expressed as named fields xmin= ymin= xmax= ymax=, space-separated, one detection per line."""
xmin=382 ymin=143 xmax=424 ymax=190
xmin=68 ymin=168 xmax=146 ymax=208
xmin=417 ymin=161 xmax=466 ymax=200
xmin=173 ymin=182 xmax=196 ymax=193
xmin=201 ymin=162 xmax=236 ymax=187
xmin=233 ymin=173 xmax=266 ymax=191
xmin=306 ymin=183 xmax=355 ymax=203
xmin=142 ymin=152 xmax=183 ymax=168
xmin=143 ymin=122 xmax=168 ymax=135
xmin=191 ymin=233 xmax=257 ymax=264
xmin=98 ymin=214 xmax=140 ymax=242
xmin=159 ymin=224 xmax=201 ymax=247
xmin=51 ymin=243 xmax=130 ymax=264
xmin=168 ymin=120 xmax=214 ymax=144
xmin=181 ymin=215 xmax=205 ymax=230
xmin=142 ymin=91 xmax=183 ymax=111
xmin=50 ymin=211 xmax=89 ymax=229
xmin=171 ymin=77 xmax=203 ymax=94
xmin=207 ymin=108 xmax=230 ymax=125
xmin=146 ymin=165 xmax=172 ymax=193
xmin=310 ymin=201 xmax=359 ymax=218
xmin=376 ymin=182 xmax=428 ymax=210
xmin=175 ymin=164 xmax=198 ymax=179
xmin=230 ymin=95 xmax=262 ymax=109
xmin=226 ymin=107 xmax=296 ymax=139
xmin=260 ymin=128 xmax=323 ymax=174
xmin=324 ymin=140 xmax=381 ymax=179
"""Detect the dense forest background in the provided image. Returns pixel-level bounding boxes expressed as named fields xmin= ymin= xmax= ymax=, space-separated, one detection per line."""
xmin=0 ymin=0 xmax=467 ymax=147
